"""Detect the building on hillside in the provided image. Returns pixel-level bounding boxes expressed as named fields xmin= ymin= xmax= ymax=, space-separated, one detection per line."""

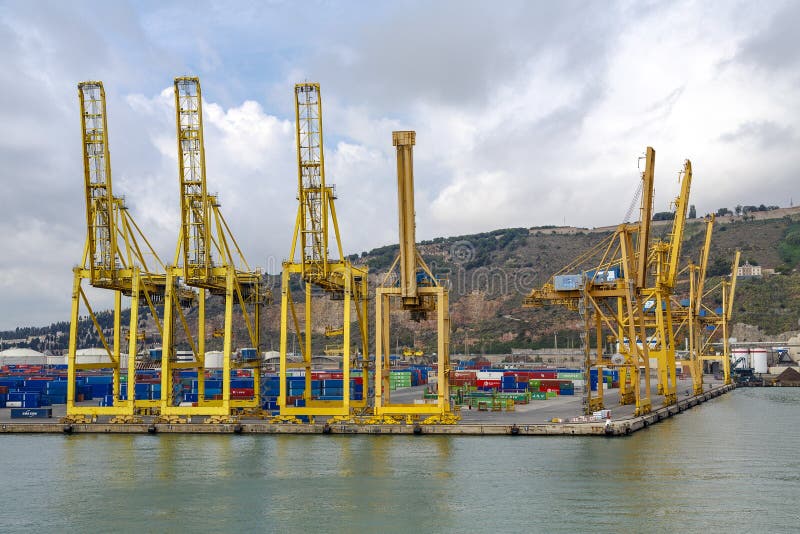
xmin=737 ymin=261 xmax=762 ymax=278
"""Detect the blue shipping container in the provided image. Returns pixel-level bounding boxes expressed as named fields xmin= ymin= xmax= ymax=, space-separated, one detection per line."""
xmin=11 ymin=408 xmax=52 ymax=418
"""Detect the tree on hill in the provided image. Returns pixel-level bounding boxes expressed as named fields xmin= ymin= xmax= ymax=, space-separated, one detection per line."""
xmin=652 ymin=211 xmax=675 ymax=221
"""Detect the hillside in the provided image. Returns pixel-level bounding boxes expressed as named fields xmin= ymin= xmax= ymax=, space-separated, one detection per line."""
xmin=4 ymin=208 xmax=800 ymax=355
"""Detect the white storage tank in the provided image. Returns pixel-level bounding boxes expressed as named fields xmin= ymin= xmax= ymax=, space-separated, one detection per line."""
xmin=0 ymin=348 xmax=46 ymax=366
xmin=732 ymin=347 xmax=750 ymax=369
xmin=751 ymin=348 xmax=768 ymax=374
xmin=75 ymin=347 xmax=114 ymax=365
xmin=46 ymin=354 xmax=67 ymax=366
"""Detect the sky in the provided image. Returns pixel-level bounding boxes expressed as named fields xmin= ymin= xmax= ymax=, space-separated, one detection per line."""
xmin=0 ymin=0 xmax=798 ymax=329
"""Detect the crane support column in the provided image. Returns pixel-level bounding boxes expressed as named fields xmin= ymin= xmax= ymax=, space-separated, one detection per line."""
xmin=374 ymin=131 xmax=456 ymax=424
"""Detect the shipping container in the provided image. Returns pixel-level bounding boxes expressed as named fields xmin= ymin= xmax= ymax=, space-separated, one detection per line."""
xmin=10 ymin=408 xmax=52 ymax=418
xmin=554 ymin=274 xmax=583 ymax=291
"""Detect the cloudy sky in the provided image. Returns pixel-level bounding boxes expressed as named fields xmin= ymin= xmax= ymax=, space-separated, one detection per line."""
xmin=0 ymin=0 xmax=798 ymax=329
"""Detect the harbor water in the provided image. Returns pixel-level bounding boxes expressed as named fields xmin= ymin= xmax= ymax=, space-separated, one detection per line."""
xmin=1 ymin=387 xmax=798 ymax=532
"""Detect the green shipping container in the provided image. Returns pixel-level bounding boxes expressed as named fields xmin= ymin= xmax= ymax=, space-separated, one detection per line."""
xmin=545 ymin=391 xmax=558 ymax=399
xmin=530 ymin=391 xmax=547 ymax=400
xmin=557 ymin=372 xmax=583 ymax=380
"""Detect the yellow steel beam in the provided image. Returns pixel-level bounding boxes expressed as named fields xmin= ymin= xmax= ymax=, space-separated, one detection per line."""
xmin=636 ymin=147 xmax=655 ymax=290
xmin=393 ymin=131 xmax=419 ymax=306
xmin=374 ymin=131 xmax=452 ymax=420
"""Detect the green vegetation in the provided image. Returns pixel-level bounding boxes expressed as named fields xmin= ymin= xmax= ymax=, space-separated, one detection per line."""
xmin=778 ymin=221 xmax=800 ymax=269
xmin=652 ymin=211 xmax=675 ymax=221
xmin=363 ymin=244 xmax=399 ymax=271
xmin=733 ymin=273 xmax=800 ymax=335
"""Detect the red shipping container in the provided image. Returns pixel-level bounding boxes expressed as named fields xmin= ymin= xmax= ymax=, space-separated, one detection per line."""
xmin=453 ymin=370 xmax=476 ymax=379
xmin=476 ymin=379 xmax=501 ymax=388
xmin=231 ymin=388 xmax=254 ymax=398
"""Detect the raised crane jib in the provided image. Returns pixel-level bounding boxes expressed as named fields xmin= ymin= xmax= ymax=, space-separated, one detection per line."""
xmin=291 ymin=82 xmax=348 ymax=288
xmin=174 ymin=76 xmax=212 ymax=285
xmin=79 ymin=81 xmax=118 ymax=285
xmin=296 ymin=83 xmax=328 ymax=278
xmin=665 ymin=159 xmax=692 ymax=288
xmin=391 ymin=130 xmax=438 ymax=319
xmin=694 ymin=215 xmax=714 ymax=316
xmin=636 ymin=147 xmax=656 ymax=289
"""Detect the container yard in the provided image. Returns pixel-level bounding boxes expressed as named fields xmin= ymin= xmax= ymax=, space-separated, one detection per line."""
xmin=0 ymin=361 xmax=735 ymax=436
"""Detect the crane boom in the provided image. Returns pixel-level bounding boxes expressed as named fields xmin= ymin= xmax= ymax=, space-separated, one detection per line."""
xmin=79 ymin=81 xmax=119 ymax=287
xmin=394 ymin=131 xmax=420 ymax=306
xmin=666 ymin=160 xmax=692 ymax=288
xmin=727 ymin=250 xmax=741 ymax=321
xmin=695 ymin=216 xmax=714 ymax=316
xmin=174 ymin=77 xmax=212 ymax=286
xmin=636 ymin=147 xmax=655 ymax=289
xmin=293 ymin=83 xmax=340 ymax=282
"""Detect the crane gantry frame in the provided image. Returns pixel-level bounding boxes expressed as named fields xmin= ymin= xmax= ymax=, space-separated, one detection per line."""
xmin=694 ymin=250 xmax=740 ymax=387
xmin=277 ymin=83 xmax=369 ymax=422
xmin=67 ymin=81 xmax=168 ymax=422
xmin=159 ymin=76 xmax=268 ymax=419
xmin=373 ymin=131 xmax=456 ymax=424
xmin=629 ymin=159 xmax=693 ymax=406
xmin=671 ymin=215 xmax=740 ymax=393
xmin=524 ymin=147 xmax=660 ymax=416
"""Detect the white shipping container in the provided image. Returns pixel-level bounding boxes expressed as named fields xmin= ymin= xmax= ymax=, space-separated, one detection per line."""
xmin=476 ymin=371 xmax=504 ymax=380
xmin=6 ymin=401 xmax=22 ymax=408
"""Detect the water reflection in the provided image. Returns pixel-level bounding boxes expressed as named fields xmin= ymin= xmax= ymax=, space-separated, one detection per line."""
xmin=2 ymin=389 xmax=799 ymax=532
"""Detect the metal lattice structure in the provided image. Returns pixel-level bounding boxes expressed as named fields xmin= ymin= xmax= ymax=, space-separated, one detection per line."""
xmin=277 ymin=83 xmax=369 ymax=422
xmin=175 ymin=78 xmax=212 ymax=286
xmin=67 ymin=82 xmax=168 ymax=421
xmin=158 ymin=76 xmax=269 ymax=419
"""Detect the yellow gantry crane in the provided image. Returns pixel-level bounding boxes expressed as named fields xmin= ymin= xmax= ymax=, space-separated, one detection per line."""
xmin=277 ymin=83 xmax=369 ymax=422
xmin=67 ymin=81 xmax=168 ymax=422
xmin=673 ymin=216 xmax=740 ymax=392
xmin=525 ymin=147 xmax=658 ymax=416
xmin=635 ymin=159 xmax=693 ymax=406
xmin=159 ymin=76 xmax=268 ymax=419
xmin=374 ymin=131 xmax=456 ymax=424
xmin=696 ymin=251 xmax=740 ymax=387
